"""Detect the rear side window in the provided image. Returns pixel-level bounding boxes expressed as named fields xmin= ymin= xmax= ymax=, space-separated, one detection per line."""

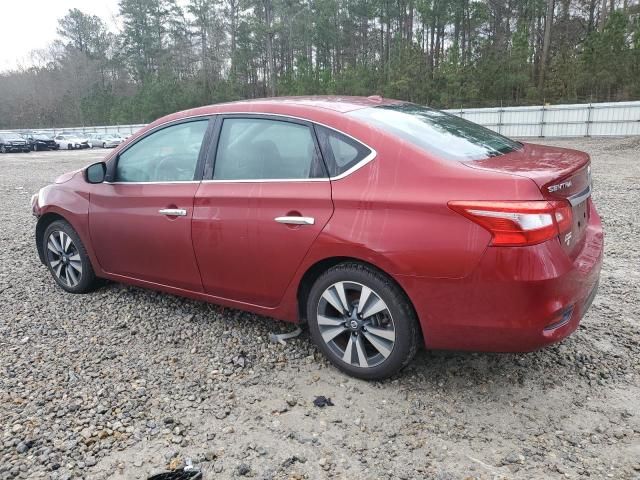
xmin=315 ymin=126 xmax=372 ymax=177
xmin=348 ymin=104 xmax=522 ymax=161
xmin=213 ymin=118 xmax=326 ymax=180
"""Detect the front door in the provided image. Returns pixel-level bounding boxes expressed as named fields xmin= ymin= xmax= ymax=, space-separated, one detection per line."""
xmin=192 ymin=116 xmax=334 ymax=307
xmin=89 ymin=119 xmax=211 ymax=291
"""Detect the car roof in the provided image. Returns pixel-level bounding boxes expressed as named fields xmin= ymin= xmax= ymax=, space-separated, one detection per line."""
xmin=216 ymin=95 xmax=403 ymax=113
xmin=148 ymin=95 xmax=404 ymax=127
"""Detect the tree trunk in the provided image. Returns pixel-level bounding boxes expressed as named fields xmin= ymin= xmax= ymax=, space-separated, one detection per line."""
xmin=429 ymin=5 xmax=436 ymax=72
xmin=385 ymin=0 xmax=391 ymax=81
xmin=599 ymin=0 xmax=607 ymax=30
xmin=262 ymin=0 xmax=276 ymax=96
xmin=460 ymin=1 xmax=466 ymax=65
xmin=538 ymin=0 xmax=554 ymax=94
xmin=587 ymin=0 xmax=596 ymax=31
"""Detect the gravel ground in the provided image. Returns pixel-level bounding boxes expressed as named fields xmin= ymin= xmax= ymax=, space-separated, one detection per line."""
xmin=1 ymin=138 xmax=639 ymax=480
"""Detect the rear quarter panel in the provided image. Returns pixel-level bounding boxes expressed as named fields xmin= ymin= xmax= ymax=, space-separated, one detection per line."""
xmin=315 ymin=121 xmax=545 ymax=279
xmin=272 ymin=115 xmax=546 ymax=322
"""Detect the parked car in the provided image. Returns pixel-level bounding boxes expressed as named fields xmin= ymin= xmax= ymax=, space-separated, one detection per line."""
xmin=111 ymin=133 xmax=129 ymax=142
xmin=31 ymin=96 xmax=603 ymax=380
xmin=0 ymin=132 xmax=30 ymax=153
xmin=78 ymin=135 xmax=93 ymax=148
xmin=22 ymin=132 xmax=59 ymax=151
xmin=54 ymin=134 xmax=90 ymax=150
xmin=19 ymin=133 xmax=34 ymax=150
xmin=87 ymin=133 xmax=124 ymax=148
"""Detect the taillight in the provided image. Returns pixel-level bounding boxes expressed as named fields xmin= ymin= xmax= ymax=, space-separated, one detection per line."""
xmin=448 ymin=200 xmax=573 ymax=246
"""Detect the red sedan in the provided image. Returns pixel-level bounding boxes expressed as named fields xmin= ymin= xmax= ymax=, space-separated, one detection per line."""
xmin=31 ymin=96 xmax=603 ymax=379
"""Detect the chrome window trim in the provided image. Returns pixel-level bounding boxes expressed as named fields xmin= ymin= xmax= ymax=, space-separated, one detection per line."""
xmin=104 ymin=180 xmax=202 ymax=185
xmin=329 ymin=149 xmax=377 ymax=181
xmin=213 ymin=111 xmax=377 ymax=181
xmin=107 ymin=111 xmax=377 ymax=184
xmin=104 ymin=179 xmax=329 ymax=185
xmin=202 ymin=178 xmax=329 ymax=184
xmin=120 ymin=113 xmax=212 ymax=145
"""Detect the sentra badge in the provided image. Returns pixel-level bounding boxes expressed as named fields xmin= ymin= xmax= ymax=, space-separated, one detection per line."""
xmin=548 ymin=180 xmax=572 ymax=193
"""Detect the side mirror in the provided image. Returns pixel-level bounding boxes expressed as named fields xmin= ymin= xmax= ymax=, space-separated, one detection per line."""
xmin=85 ymin=162 xmax=107 ymax=184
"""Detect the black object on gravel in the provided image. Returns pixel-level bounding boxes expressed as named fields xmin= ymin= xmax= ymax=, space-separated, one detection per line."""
xmin=313 ymin=396 xmax=334 ymax=407
xmin=147 ymin=470 xmax=202 ymax=480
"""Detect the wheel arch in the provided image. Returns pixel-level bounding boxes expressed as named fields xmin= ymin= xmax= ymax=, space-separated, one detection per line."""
xmin=296 ymin=256 xmax=422 ymax=338
xmin=35 ymin=213 xmax=69 ymax=264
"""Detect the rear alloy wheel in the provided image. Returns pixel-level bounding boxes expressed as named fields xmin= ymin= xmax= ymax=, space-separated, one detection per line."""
xmin=43 ymin=220 xmax=98 ymax=293
xmin=307 ymin=263 xmax=420 ymax=380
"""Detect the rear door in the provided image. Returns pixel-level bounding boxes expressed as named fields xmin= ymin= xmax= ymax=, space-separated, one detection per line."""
xmin=192 ymin=115 xmax=333 ymax=307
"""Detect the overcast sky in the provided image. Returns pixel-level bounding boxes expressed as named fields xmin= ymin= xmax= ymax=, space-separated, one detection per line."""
xmin=0 ymin=0 xmax=121 ymax=72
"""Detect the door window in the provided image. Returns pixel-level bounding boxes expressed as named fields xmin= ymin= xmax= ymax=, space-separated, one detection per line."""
xmin=315 ymin=125 xmax=373 ymax=177
xmin=116 ymin=120 xmax=209 ymax=182
xmin=213 ymin=118 xmax=326 ymax=180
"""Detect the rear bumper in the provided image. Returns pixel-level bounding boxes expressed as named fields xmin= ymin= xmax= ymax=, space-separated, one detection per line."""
xmin=397 ymin=199 xmax=604 ymax=352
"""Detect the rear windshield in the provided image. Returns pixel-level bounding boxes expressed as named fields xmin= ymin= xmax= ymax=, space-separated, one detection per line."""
xmin=348 ymin=104 xmax=522 ymax=161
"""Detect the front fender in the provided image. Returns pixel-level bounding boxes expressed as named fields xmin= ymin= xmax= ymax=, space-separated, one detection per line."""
xmin=34 ymin=184 xmax=102 ymax=275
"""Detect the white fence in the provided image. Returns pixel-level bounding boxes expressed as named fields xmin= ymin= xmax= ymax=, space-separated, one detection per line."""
xmin=17 ymin=124 xmax=147 ymax=137
xmin=10 ymin=100 xmax=640 ymax=138
xmin=445 ymin=100 xmax=640 ymax=137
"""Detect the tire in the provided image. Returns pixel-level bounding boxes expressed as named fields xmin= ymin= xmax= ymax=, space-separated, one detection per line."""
xmin=0 ymin=145 xmax=6 ymax=154
xmin=306 ymin=262 xmax=420 ymax=380
xmin=42 ymin=220 xmax=98 ymax=294
xmin=68 ymin=144 xmax=73 ymax=150
xmin=102 ymin=142 xmax=106 ymax=148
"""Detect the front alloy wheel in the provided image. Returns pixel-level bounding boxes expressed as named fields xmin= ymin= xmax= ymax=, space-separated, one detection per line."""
xmin=42 ymin=220 xmax=98 ymax=293
xmin=46 ymin=230 xmax=83 ymax=287
xmin=307 ymin=263 xmax=420 ymax=380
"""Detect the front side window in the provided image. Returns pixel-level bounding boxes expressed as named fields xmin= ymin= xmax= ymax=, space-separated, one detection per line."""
xmin=116 ymin=120 xmax=209 ymax=182
xmin=213 ymin=118 xmax=326 ymax=180
xmin=348 ymin=104 xmax=522 ymax=161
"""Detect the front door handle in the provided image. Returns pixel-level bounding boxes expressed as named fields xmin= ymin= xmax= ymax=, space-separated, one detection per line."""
xmin=274 ymin=216 xmax=315 ymax=225
xmin=159 ymin=208 xmax=187 ymax=216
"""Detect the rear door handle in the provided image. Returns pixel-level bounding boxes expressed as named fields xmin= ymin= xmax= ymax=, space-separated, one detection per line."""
xmin=274 ymin=216 xmax=315 ymax=225
xmin=159 ymin=208 xmax=187 ymax=216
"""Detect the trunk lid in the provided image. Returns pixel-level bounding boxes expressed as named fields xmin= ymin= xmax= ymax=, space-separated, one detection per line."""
xmin=464 ymin=142 xmax=592 ymax=257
